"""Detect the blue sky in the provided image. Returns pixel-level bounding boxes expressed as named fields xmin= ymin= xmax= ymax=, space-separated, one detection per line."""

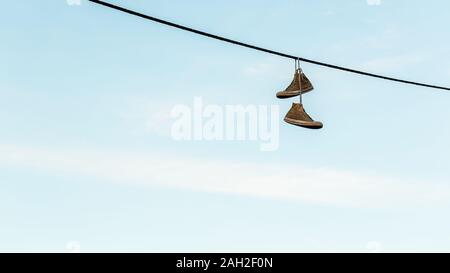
xmin=1 ymin=0 xmax=450 ymax=252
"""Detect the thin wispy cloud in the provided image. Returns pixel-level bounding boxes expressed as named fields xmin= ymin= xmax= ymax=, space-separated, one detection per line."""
xmin=117 ymin=98 xmax=174 ymax=137
xmin=367 ymin=0 xmax=382 ymax=6
xmin=242 ymin=58 xmax=288 ymax=81
xmin=361 ymin=55 xmax=423 ymax=73
xmin=0 ymin=144 xmax=448 ymax=208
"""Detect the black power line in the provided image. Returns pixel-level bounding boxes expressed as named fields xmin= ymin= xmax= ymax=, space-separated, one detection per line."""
xmin=89 ymin=0 xmax=450 ymax=91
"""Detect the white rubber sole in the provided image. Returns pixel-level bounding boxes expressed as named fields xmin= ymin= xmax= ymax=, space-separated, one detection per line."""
xmin=284 ymin=117 xmax=323 ymax=129
xmin=276 ymin=87 xmax=314 ymax=98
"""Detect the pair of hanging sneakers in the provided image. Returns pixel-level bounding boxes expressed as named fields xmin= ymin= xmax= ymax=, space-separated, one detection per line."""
xmin=276 ymin=69 xmax=323 ymax=129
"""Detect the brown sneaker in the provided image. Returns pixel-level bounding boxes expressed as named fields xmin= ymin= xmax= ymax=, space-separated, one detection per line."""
xmin=276 ymin=70 xmax=314 ymax=99
xmin=284 ymin=103 xmax=323 ymax=129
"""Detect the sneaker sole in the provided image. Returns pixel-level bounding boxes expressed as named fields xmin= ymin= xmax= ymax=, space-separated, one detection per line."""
xmin=276 ymin=87 xmax=314 ymax=99
xmin=284 ymin=117 xmax=323 ymax=129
